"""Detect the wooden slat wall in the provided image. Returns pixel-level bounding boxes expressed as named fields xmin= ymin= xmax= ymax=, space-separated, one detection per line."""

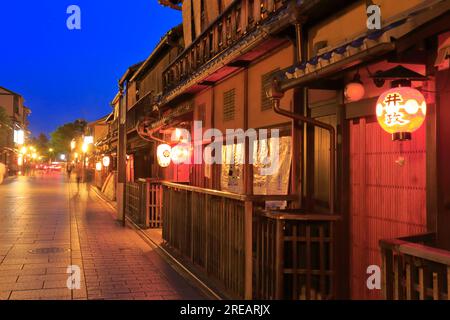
xmin=350 ymin=117 xmax=427 ymax=299
xmin=314 ymin=115 xmax=336 ymax=207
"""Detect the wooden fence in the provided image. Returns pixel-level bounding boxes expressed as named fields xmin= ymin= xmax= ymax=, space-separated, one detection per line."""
xmin=162 ymin=182 xmax=249 ymax=298
xmin=253 ymin=210 xmax=340 ymax=300
xmin=380 ymin=233 xmax=450 ymax=300
xmin=125 ymin=179 xmax=163 ymax=229
xmin=161 ymin=182 xmax=340 ymax=300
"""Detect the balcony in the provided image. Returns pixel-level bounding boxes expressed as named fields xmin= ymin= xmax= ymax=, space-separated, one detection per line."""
xmin=163 ymin=0 xmax=289 ymax=92
xmin=380 ymin=233 xmax=450 ymax=300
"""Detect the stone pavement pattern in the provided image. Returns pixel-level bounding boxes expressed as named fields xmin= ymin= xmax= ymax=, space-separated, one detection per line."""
xmin=0 ymin=174 xmax=204 ymax=300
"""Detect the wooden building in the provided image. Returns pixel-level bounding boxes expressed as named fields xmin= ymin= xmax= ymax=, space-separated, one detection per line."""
xmin=111 ymin=0 xmax=450 ymax=299
xmin=0 ymin=86 xmax=31 ymax=176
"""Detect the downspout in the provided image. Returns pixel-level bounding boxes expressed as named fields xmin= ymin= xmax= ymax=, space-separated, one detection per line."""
xmin=269 ymin=16 xmax=336 ymax=214
xmin=270 ymin=82 xmax=336 ymax=214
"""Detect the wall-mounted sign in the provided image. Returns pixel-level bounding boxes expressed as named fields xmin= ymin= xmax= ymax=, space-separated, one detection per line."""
xmin=84 ymin=136 xmax=94 ymax=145
xmin=14 ymin=129 xmax=24 ymax=145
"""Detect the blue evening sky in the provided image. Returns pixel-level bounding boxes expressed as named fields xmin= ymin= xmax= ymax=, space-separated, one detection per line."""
xmin=0 ymin=1 xmax=181 ymax=136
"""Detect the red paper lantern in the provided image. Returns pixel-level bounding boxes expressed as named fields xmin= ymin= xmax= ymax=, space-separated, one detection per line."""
xmin=345 ymin=82 xmax=365 ymax=102
xmin=376 ymin=87 xmax=426 ymax=141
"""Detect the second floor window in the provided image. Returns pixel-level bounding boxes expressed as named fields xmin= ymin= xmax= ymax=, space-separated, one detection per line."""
xmin=13 ymin=96 xmax=19 ymax=114
xmin=223 ymin=89 xmax=236 ymax=121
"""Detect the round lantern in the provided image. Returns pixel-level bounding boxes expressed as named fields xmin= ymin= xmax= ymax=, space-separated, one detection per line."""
xmin=102 ymin=156 xmax=111 ymax=167
xmin=171 ymin=144 xmax=190 ymax=165
xmin=96 ymin=162 xmax=102 ymax=171
xmin=345 ymin=82 xmax=365 ymax=102
xmin=157 ymin=144 xmax=172 ymax=168
xmin=376 ymin=86 xmax=427 ymax=141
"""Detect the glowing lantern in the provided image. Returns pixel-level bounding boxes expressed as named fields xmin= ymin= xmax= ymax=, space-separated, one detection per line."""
xmin=376 ymin=87 xmax=427 ymax=141
xmin=345 ymin=82 xmax=365 ymax=102
xmin=96 ymin=162 xmax=102 ymax=171
xmin=102 ymin=156 xmax=111 ymax=167
xmin=82 ymin=143 xmax=88 ymax=153
xmin=171 ymin=144 xmax=191 ymax=165
xmin=157 ymin=144 xmax=172 ymax=168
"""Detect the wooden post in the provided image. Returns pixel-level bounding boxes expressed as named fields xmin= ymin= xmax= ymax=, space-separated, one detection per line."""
xmin=336 ymin=91 xmax=350 ymax=299
xmin=436 ymin=69 xmax=450 ymax=249
xmin=244 ymin=200 xmax=253 ymax=300
xmin=243 ymin=67 xmax=253 ymax=300
xmin=274 ymin=219 xmax=284 ymax=299
xmin=291 ymin=88 xmax=303 ymax=208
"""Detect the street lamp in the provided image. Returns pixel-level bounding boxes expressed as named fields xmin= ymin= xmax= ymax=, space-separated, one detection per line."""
xmin=48 ymin=148 xmax=54 ymax=162
xmin=81 ymin=143 xmax=88 ymax=154
xmin=71 ymin=139 xmax=76 ymax=151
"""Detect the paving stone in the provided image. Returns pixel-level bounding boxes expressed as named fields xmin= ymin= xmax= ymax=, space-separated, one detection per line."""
xmin=0 ymin=175 xmax=205 ymax=300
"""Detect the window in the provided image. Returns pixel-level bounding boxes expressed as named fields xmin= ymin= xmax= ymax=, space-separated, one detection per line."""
xmin=223 ymin=89 xmax=236 ymax=121
xmin=261 ymin=69 xmax=279 ymax=111
xmin=13 ymin=96 xmax=19 ymax=114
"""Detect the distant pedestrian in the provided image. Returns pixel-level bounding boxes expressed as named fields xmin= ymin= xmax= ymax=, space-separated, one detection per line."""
xmin=75 ymin=165 xmax=83 ymax=192
xmin=67 ymin=164 xmax=73 ymax=180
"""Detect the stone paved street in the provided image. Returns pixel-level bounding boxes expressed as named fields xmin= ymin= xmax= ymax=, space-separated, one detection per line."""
xmin=0 ymin=174 xmax=205 ymax=300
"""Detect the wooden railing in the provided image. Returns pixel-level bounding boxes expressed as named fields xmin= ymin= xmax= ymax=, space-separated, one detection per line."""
xmin=380 ymin=233 xmax=450 ymax=300
xmin=161 ymin=181 xmax=340 ymax=299
xmin=162 ymin=182 xmax=251 ymax=298
xmin=125 ymin=179 xmax=163 ymax=229
xmin=146 ymin=181 xmax=164 ymax=228
xmin=163 ymin=0 xmax=288 ymax=90
xmin=254 ymin=209 xmax=340 ymax=300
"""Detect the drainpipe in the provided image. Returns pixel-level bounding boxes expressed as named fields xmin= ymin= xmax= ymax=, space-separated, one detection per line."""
xmin=269 ymin=80 xmax=336 ymax=214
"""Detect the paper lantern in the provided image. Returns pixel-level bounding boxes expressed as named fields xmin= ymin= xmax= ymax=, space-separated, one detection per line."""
xmin=157 ymin=144 xmax=172 ymax=168
xmin=345 ymin=82 xmax=365 ymax=102
xmin=102 ymin=156 xmax=111 ymax=167
xmin=376 ymin=87 xmax=426 ymax=141
xmin=96 ymin=162 xmax=102 ymax=171
xmin=171 ymin=144 xmax=190 ymax=165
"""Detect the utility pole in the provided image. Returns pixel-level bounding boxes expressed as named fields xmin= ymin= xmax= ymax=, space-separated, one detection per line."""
xmin=117 ymin=83 xmax=127 ymax=227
